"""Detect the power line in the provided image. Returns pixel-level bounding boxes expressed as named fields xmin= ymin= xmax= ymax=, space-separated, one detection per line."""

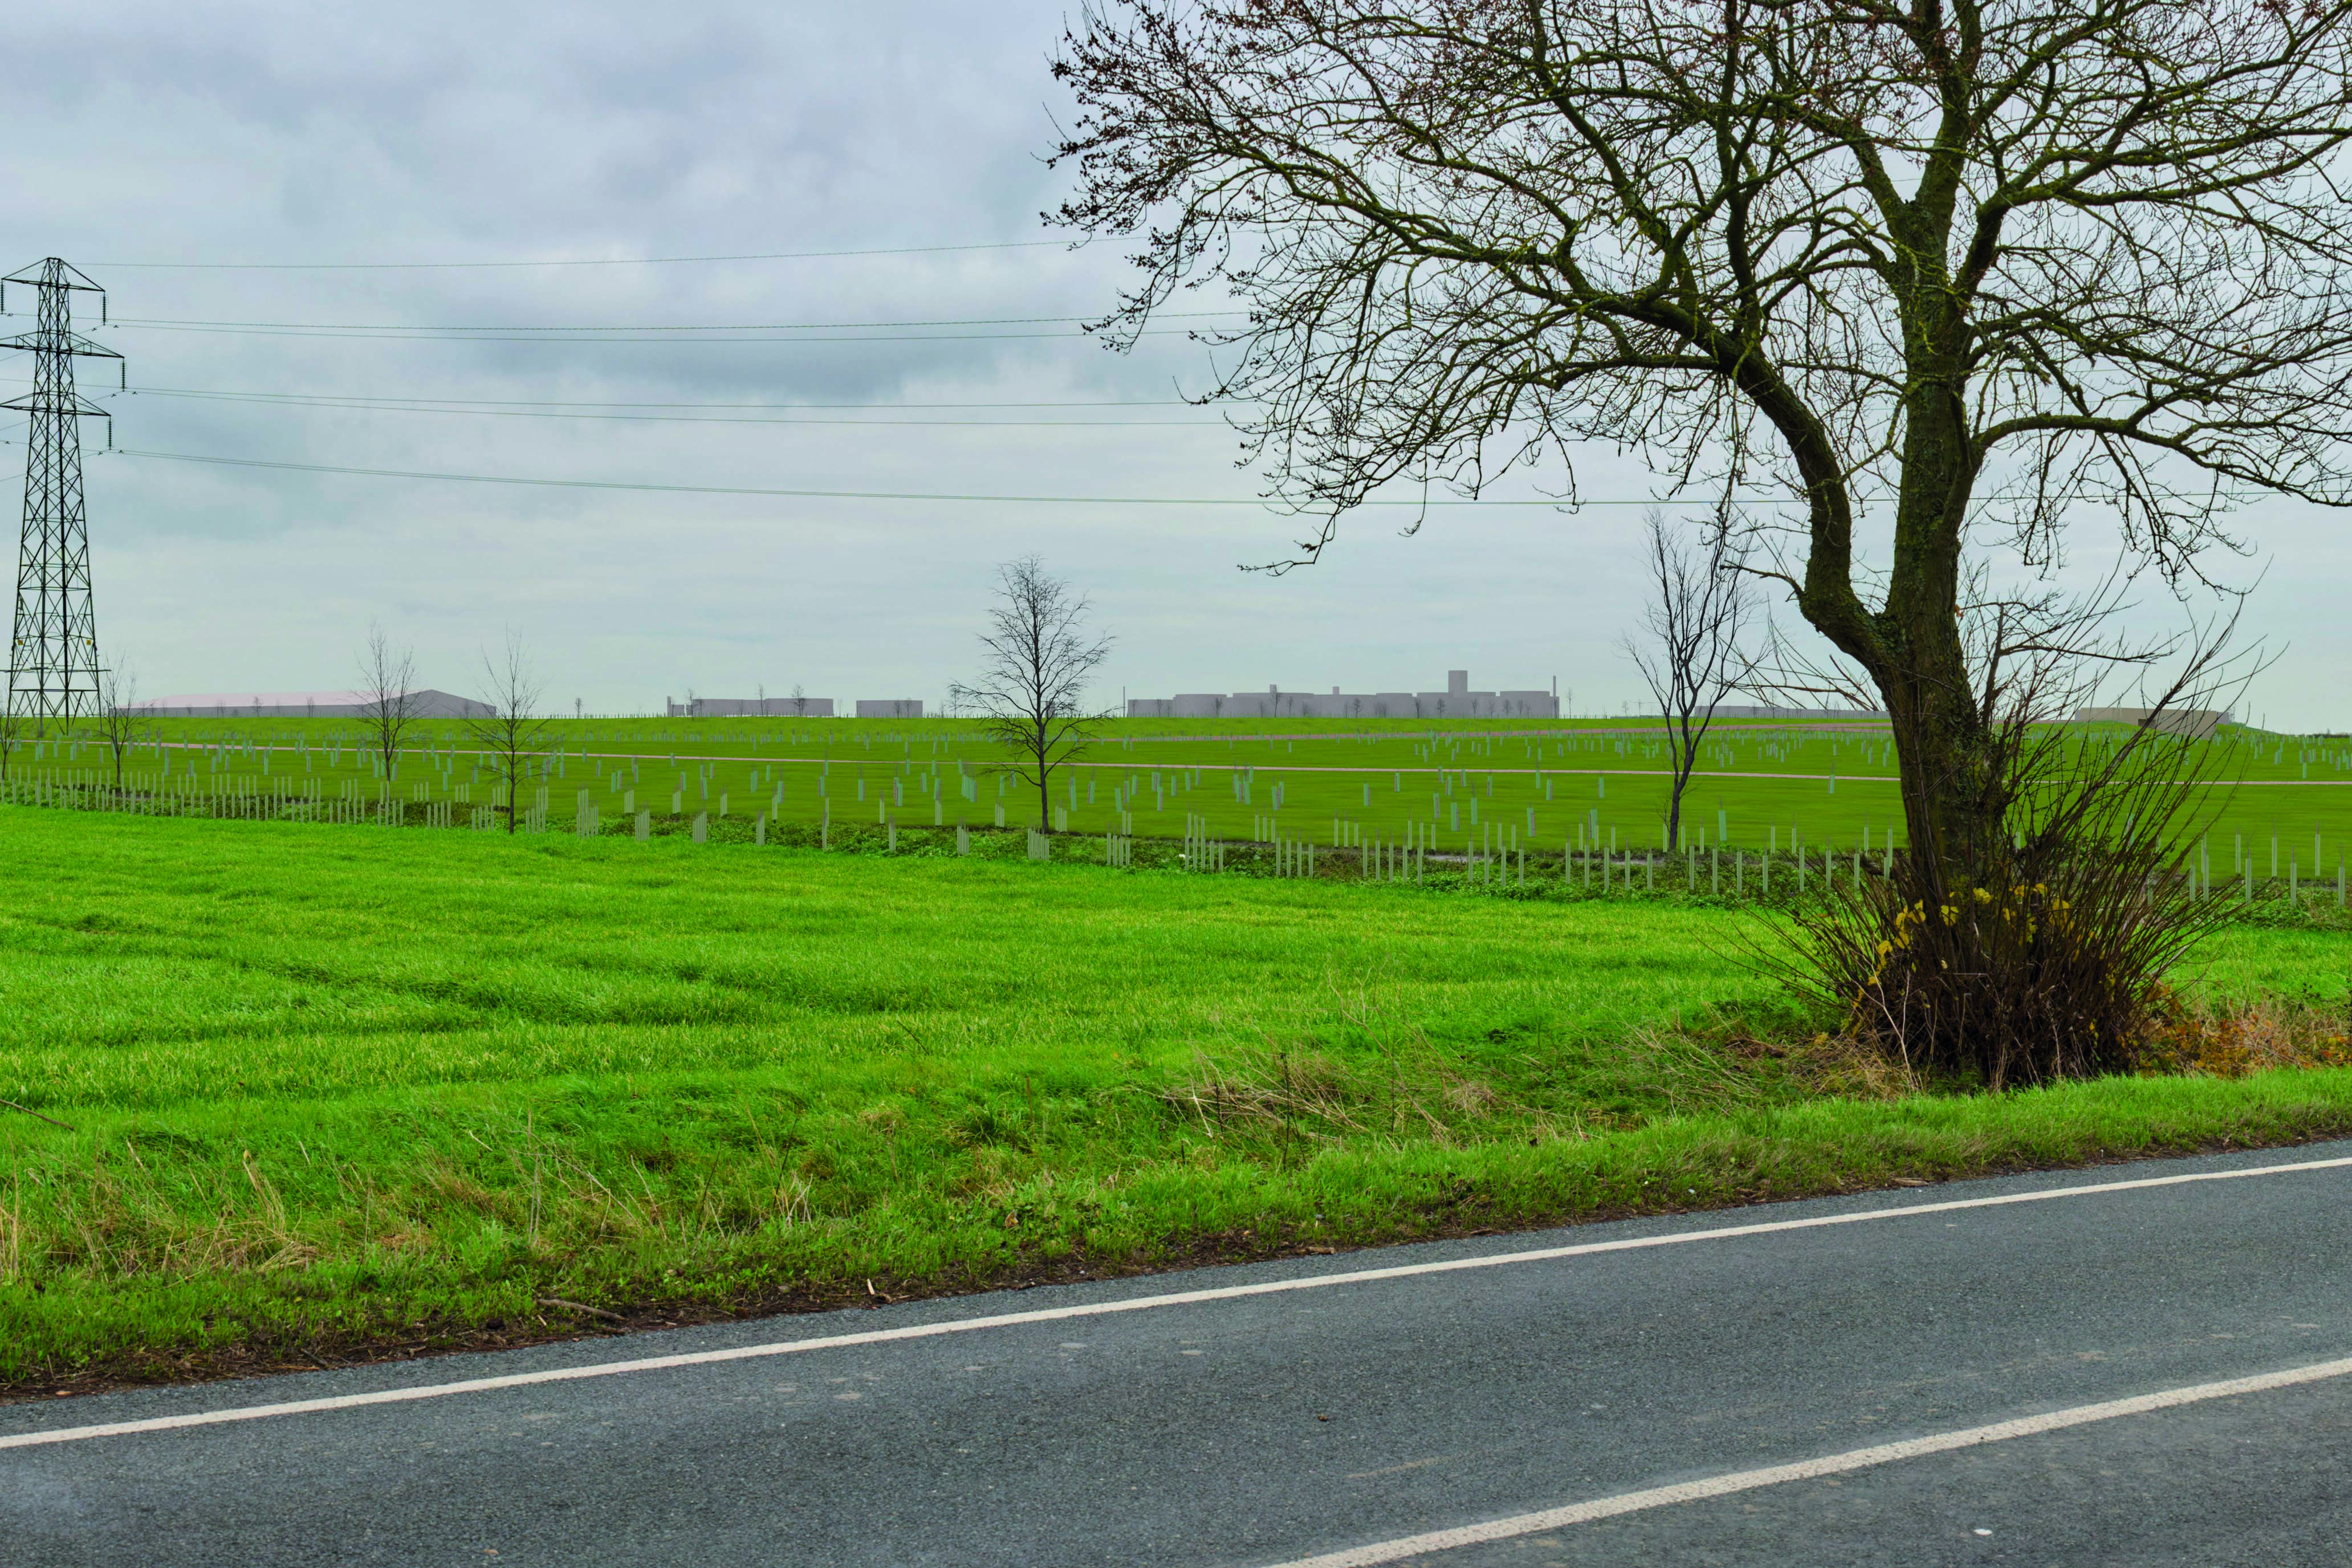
xmin=100 ymin=446 xmax=2163 ymax=512
xmin=99 ymin=323 xmax=1191 ymax=345
xmin=92 ymin=310 xmax=1232 ymax=332
xmin=115 ymin=446 xmax=1683 ymax=507
xmin=116 ymin=388 xmax=1226 ymax=428
xmin=84 ymin=239 xmax=1078 ymax=271
xmin=9 ymin=375 xmax=1198 ymax=409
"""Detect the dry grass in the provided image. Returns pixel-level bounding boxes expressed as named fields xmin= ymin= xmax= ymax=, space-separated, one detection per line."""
xmin=1157 ymin=1045 xmax=1376 ymax=1138
xmin=1714 ymin=990 xmax=2352 ymax=1097
xmin=2140 ymin=991 xmax=2352 ymax=1078
xmin=1154 ymin=979 xmax=1547 ymax=1146
xmin=1157 ymin=975 xmax=1987 ymax=1151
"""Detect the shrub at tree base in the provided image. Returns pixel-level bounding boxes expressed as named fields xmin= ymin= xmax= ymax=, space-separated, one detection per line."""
xmin=1783 ymin=852 xmax=2225 ymax=1089
xmin=1777 ymin=726 xmax=2233 ymax=1090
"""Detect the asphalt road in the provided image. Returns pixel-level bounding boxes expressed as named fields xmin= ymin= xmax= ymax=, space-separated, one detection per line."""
xmin=5 ymin=1142 xmax=2350 ymax=1567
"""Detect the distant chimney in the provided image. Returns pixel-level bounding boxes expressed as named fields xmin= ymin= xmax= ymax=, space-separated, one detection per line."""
xmin=1448 ymin=670 xmax=1468 ymax=696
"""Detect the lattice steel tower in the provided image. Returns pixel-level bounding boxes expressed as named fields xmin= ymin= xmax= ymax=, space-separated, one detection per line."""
xmin=3 ymin=258 xmax=122 ymax=723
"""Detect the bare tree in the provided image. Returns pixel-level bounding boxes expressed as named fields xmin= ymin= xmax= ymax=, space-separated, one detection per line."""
xmin=1623 ymin=511 xmax=1756 ymax=850
xmin=462 ymin=634 xmax=554 ymax=833
xmin=948 ymin=556 xmax=1114 ymax=832
xmin=356 ymin=624 xmax=424 ymax=784
xmin=1053 ymin=0 xmax=2352 ymax=887
xmin=790 ymin=683 xmax=809 ymax=720
xmin=89 ymin=663 xmax=149 ymax=795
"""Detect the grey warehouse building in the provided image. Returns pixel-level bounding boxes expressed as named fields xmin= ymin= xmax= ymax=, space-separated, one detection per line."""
xmin=670 ymin=695 xmax=839 ymax=717
xmin=1708 ymin=704 xmax=1889 ymax=720
xmin=1127 ymin=670 xmax=1557 ymax=720
xmin=135 ymin=688 xmax=494 ymax=719
xmin=665 ymin=696 xmax=921 ymax=718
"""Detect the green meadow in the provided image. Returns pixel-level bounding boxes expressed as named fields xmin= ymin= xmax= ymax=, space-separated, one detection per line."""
xmin=3 ymin=804 xmax=2351 ymax=1388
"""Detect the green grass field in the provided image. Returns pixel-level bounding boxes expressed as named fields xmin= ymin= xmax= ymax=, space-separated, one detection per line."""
xmin=16 ymin=712 xmax=2352 ymax=873
xmin=4 ymin=805 xmax=2351 ymax=1389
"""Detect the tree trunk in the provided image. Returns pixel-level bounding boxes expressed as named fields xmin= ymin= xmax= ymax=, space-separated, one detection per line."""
xmin=1873 ymin=366 xmax=2003 ymax=893
xmin=1883 ymin=661 xmax=1997 ymax=890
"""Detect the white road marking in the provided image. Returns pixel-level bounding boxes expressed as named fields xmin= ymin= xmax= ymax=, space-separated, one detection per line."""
xmin=1257 ymin=1352 xmax=2352 ymax=1567
xmin=5 ymin=1152 xmax=2347 ymax=1451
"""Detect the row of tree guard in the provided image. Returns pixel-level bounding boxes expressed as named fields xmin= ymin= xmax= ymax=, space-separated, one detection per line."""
xmin=9 ymin=778 xmax=2345 ymax=908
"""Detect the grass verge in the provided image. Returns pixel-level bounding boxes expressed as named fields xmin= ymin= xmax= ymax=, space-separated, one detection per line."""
xmin=9 ymin=1067 xmax=2352 ymax=1396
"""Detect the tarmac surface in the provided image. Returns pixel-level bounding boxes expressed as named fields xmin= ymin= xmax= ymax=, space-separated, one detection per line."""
xmin=4 ymin=1141 xmax=2348 ymax=1566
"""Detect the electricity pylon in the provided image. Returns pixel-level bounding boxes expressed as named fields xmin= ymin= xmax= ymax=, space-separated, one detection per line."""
xmin=3 ymin=258 xmax=122 ymax=724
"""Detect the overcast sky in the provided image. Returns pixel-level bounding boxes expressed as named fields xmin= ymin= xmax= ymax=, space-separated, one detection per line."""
xmin=6 ymin=1 xmax=2346 ymax=726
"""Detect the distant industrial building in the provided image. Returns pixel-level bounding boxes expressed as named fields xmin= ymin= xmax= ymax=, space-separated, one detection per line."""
xmin=1708 ymin=704 xmax=1889 ymax=721
xmin=134 ymin=689 xmax=493 ymax=719
xmin=1126 ymin=670 xmax=1557 ymax=720
xmin=669 ymin=695 xmax=838 ymax=717
xmin=2072 ymin=706 xmax=2235 ymax=735
xmin=663 ymin=695 xmax=923 ymax=718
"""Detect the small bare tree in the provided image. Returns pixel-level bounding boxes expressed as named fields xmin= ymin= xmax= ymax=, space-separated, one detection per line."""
xmin=1623 ymin=510 xmax=1757 ymax=851
xmin=356 ymin=624 xmax=423 ymax=784
xmin=949 ymin=556 xmax=1114 ymax=832
xmin=462 ymin=633 xmax=554 ymax=833
xmin=791 ymin=683 xmax=808 ymax=720
xmin=89 ymin=664 xmax=149 ymax=795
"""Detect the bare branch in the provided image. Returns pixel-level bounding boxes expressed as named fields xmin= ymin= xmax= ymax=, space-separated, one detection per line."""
xmin=89 ymin=663 xmax=147 ymax=794
xmin=1621 ymin=507 xmax=1758 ymax=849
xmin=461 ymin=633 xmax=554 ymax=834
xmin=355 ymin=624 xmax=424 ymax=783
